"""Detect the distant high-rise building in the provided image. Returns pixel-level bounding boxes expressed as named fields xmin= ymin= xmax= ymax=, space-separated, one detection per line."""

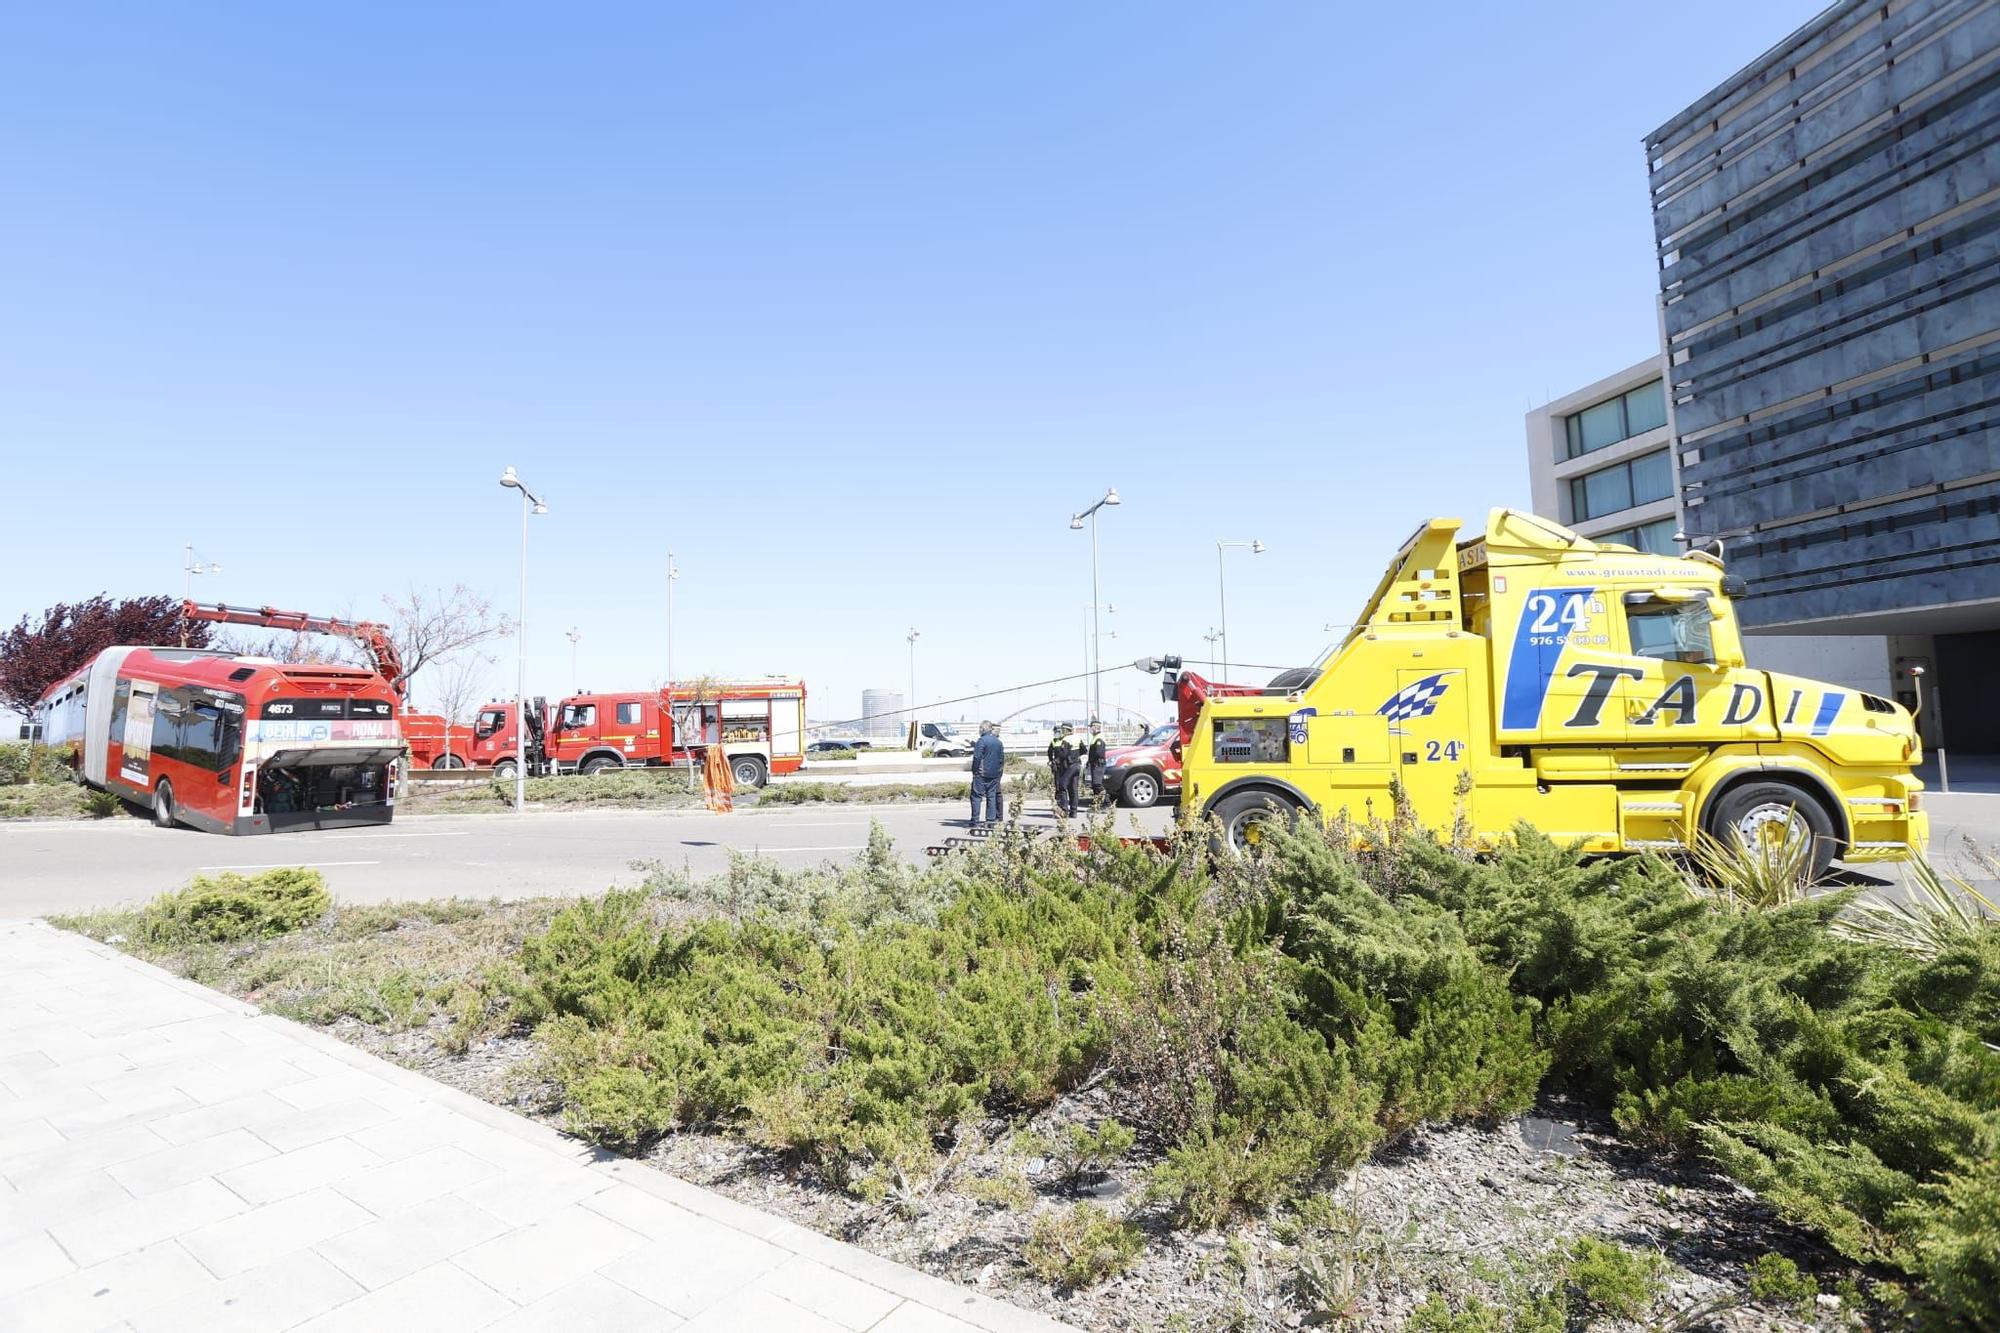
xmin=860 ymin=689 xmax=904 ymax=742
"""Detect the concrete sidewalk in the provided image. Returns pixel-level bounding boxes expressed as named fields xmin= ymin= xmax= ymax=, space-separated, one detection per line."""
xmin=0 ymin=920 xmax=1075 ymax=1332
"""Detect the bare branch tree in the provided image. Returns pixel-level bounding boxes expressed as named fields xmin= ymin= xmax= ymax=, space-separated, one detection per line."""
xmin=320 ymin=585 xmax=513 ymax=700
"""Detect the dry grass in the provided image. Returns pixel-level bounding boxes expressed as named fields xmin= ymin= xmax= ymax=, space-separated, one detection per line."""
xmin=56 ymin=894 xmax=565 ymax=1055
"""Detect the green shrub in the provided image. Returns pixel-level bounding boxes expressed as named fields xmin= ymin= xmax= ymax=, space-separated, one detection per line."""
xmin=139 ymin=868 xmax=331 ymax=943
xmin=1054 ymin=1120 xmax=1134 ymax=1189
xmin=1022 ymin=1204 xmax=1142 ymax=1288
xmin=82 ymin=789 xmax=122 ymax=818
xmin=0 ymin=742 xmax=76 ymax=787
xmin=1746 ymin=1252 xmax=1819 ymax=1313
xmin=1564 ymin=1237 xmax=1664 ymax=1321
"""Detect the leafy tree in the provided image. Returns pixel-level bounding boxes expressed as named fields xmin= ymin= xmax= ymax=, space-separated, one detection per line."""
xmin=0 ymin=596 xmax=208 ymax=715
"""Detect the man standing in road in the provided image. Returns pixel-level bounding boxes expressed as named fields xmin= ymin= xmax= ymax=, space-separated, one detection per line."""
xmin=969 ymin=720 xmax=1005 ymax=828
xmin=1048 ymin=723 xmax=1080 ymax=817
xmin=1084 ymin=719 xmax=1108 ymax=807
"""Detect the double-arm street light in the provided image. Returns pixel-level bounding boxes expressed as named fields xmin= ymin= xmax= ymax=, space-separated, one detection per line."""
xmin=1215 ymin=539 xmax=1265 ymax=680
xmin=1069 ymin=487 xmax=1120 ymax=720
xmin=499 ymin=467 xmax=548 ymax=813
xmin=181 ymin=545 xmax=222 ymax=645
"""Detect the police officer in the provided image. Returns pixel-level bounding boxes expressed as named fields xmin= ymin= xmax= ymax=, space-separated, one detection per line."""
xmin=1084 ymin=719 xmax=1108 ymax=806
xmin=1048 ymin=723 xmax=1081 ymax=817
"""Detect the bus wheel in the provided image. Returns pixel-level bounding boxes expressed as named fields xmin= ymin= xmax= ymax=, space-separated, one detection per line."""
xmin=580 ymin=756 xmax=621 ymax=776
xmin=731 ymin=756 xmax=768 ymax=788
xmin=1209 ymin=789 xmax=1299 ymax=856
xmin=152 ymin=780 xmax=178 ymax=830
xmin=493 ymin=759 xmax=518 ymax=780
xmin=1707 ymin=780 xmax=1837 ymax=884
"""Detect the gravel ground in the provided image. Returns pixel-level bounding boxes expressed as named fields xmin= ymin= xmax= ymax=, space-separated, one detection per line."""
xmin=335 ymin=1015 xmax=1870 ymax=1331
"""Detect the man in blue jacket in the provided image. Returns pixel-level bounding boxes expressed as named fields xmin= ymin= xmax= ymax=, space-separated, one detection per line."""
xmin=969 ymin=720 xmax=1006 ymax=828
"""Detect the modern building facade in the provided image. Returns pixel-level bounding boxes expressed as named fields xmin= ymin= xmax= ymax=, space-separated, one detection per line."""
xmin=1637 ymin=0 xmax=2000 ymax=751
xmin=1525 ymin=357 xmax=1681 ymax=554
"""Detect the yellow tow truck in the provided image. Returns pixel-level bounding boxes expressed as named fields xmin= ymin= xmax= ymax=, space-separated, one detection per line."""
xmin=1147 ymin=509 xmax=1926 ymax=879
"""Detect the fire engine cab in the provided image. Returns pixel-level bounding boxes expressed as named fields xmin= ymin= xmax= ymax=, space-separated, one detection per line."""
xmin=1152 ymin=509 xmax=1926 ymax=881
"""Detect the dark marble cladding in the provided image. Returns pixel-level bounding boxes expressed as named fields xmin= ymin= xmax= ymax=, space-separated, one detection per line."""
xmin=1647 ymin=0 xmax=2000 ymax=628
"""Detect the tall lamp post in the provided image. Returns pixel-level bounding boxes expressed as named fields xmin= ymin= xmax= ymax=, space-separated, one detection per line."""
xmin=906 ymin=627 xmax=920 ymax=745
xmin=564 ymin=628 xmax=582 ymax=692
xmin=1215 ymin=539 xmax=1265 ymax=680
xmin=499 ymin=467 xmax=548 ymax=813
xmin=181 ymin=545 xmax=221 ymax=646
xmin=1069 ymin=487 xmax=1120 ymax=721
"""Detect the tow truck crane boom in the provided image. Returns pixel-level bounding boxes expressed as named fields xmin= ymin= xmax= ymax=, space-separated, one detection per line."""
xmin=181 ymin=600 xmax=408 ymax=699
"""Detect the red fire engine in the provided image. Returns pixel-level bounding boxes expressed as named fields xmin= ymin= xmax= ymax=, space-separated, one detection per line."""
xmin=469 ymin=679 xmax=806 ymax=787
xmin=178 ymin=601 xmax=468 ymax=768
xmin=38 ymin=646 xmax=402 ymax=834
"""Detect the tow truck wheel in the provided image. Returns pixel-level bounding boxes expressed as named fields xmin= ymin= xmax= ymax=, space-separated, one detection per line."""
xmin=580 ymin=756 xmax=621 ymax=776
xmin=1707 ymin=781 xmax=1837 ymax=884
xmin=493 ymin=759 xmax=518 ymax=780
xmin=731 ymin=756 xmax=768 ymax=788
xmin=1122 ymin=771 xmax=1161 ymax=809
xmin=1210 ymin=789 xmax=1299 ymax=856
xmin=152 ymin=780 xmax=177 ymax=830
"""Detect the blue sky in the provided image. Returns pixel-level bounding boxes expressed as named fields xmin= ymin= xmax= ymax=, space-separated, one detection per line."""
xmin=0 ymin=2 xmax=1820 ymax=728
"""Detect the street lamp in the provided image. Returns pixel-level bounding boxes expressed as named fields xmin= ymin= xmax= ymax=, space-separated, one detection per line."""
xmin=906 ymin=627 xmax=920 ymax=744
xmin=1069 ymin=487 xmax=1120 ymax=721
xmin=564 ymin=627 xmax=581 ymax=692
xmin=665 ymin=552 xmax=679 ymax=696
xmin=1215 ymin=539 xmax=1265 ymax=680
xmin=181 ymin=544 xmax=222 ymax=646
xmin=499 ymin=467 xmax=548 ymax=814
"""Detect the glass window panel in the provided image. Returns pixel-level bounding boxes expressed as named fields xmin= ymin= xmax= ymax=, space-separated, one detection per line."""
xmin=1580 ymin=464 xmax=1632 ymax=520
xmin=1630 ymin=450 xmax=1674 ymax=504
xmin=615 ymin=702 xmax=643 ymax=726
xmin=1577 ymin=397 xmax=1626 ymax=452
xmin=1635 ymin=517 xmax=1679 ymax=554
xmin=1627 ymin=603 xmax=1715 ymax=663
xmin=1624 ymin=380 xmax=1668 ymax=434
xmin=1564 ymin=415 xmax=1582 ymax=458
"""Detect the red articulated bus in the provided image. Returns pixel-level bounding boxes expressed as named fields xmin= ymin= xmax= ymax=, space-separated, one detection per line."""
xmin=38 ymin=646 xmax=403 ymax=834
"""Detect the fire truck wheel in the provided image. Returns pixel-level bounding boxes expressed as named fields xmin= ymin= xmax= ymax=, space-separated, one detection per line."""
xmin=731 ymin=756 xmax=769 ymax=788
xmin=1121 ymin=771 xmax=1161 ymax=808
xmin=1706 ymin=780 xmax=1838 ymax=884
xmin=493 ymin=759 xmax=518 ymax=780
xmin=580 ymin=756 xmax=621 ymax=776
xmin=431 ymin=754 xmax=466 ymax=770
xmin=152 ymin=780 xmax=178 ymax=830
xmin=1209 ymin=788 xmax=1300 ymax=856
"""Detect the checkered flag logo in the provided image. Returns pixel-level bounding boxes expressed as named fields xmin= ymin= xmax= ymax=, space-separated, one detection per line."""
xmin=1377 ymin=673 xmax=1451 ymax=722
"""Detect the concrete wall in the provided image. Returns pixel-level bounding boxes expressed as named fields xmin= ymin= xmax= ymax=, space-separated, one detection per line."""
xmin=1645 ymin=0 xmax=2000 ymax=632
xmin=1740 ymin=632 xmax=1892 ymax=697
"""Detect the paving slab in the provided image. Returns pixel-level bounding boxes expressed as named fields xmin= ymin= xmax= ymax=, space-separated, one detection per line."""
xmin=0 ymin=919 xmax=1077 ymax=1332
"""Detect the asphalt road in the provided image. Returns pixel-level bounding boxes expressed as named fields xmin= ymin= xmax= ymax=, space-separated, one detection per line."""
xmin=1 ymin=794 xmax=1991 ymax=920
xmin=0 ymin=801 xmax=1177 ymax=917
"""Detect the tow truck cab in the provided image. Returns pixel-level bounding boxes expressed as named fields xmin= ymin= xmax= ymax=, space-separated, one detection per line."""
xmin=1171 ymin=509 xmax=1925 ymax=878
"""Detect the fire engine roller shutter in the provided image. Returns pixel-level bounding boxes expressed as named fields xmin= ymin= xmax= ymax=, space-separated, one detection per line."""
xmin=720 ymin=699 xmax=767 ymax=718
xmin=771 ymin=695 xmax=802 ymax=758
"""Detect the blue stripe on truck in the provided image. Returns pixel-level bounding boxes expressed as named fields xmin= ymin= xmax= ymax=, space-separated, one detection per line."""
xmin=1810 ymin=692 xmax=1845 ymax=736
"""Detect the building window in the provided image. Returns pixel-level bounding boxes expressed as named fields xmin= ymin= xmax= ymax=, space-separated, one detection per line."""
xmin=1563 ymin=379 xmax=1667 ymax=459
xmin=1595 ymin=516 xmax=1680 ymax=555
xmin=1569 ymin=449 xmax=1674 ymax=521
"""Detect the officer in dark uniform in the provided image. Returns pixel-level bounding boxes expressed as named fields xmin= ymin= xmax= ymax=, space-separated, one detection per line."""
xmin=1047 ymin=723 xmax=1080 ymax=816
xmin=1084 ymin=719 xmax=1108 ymax=806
